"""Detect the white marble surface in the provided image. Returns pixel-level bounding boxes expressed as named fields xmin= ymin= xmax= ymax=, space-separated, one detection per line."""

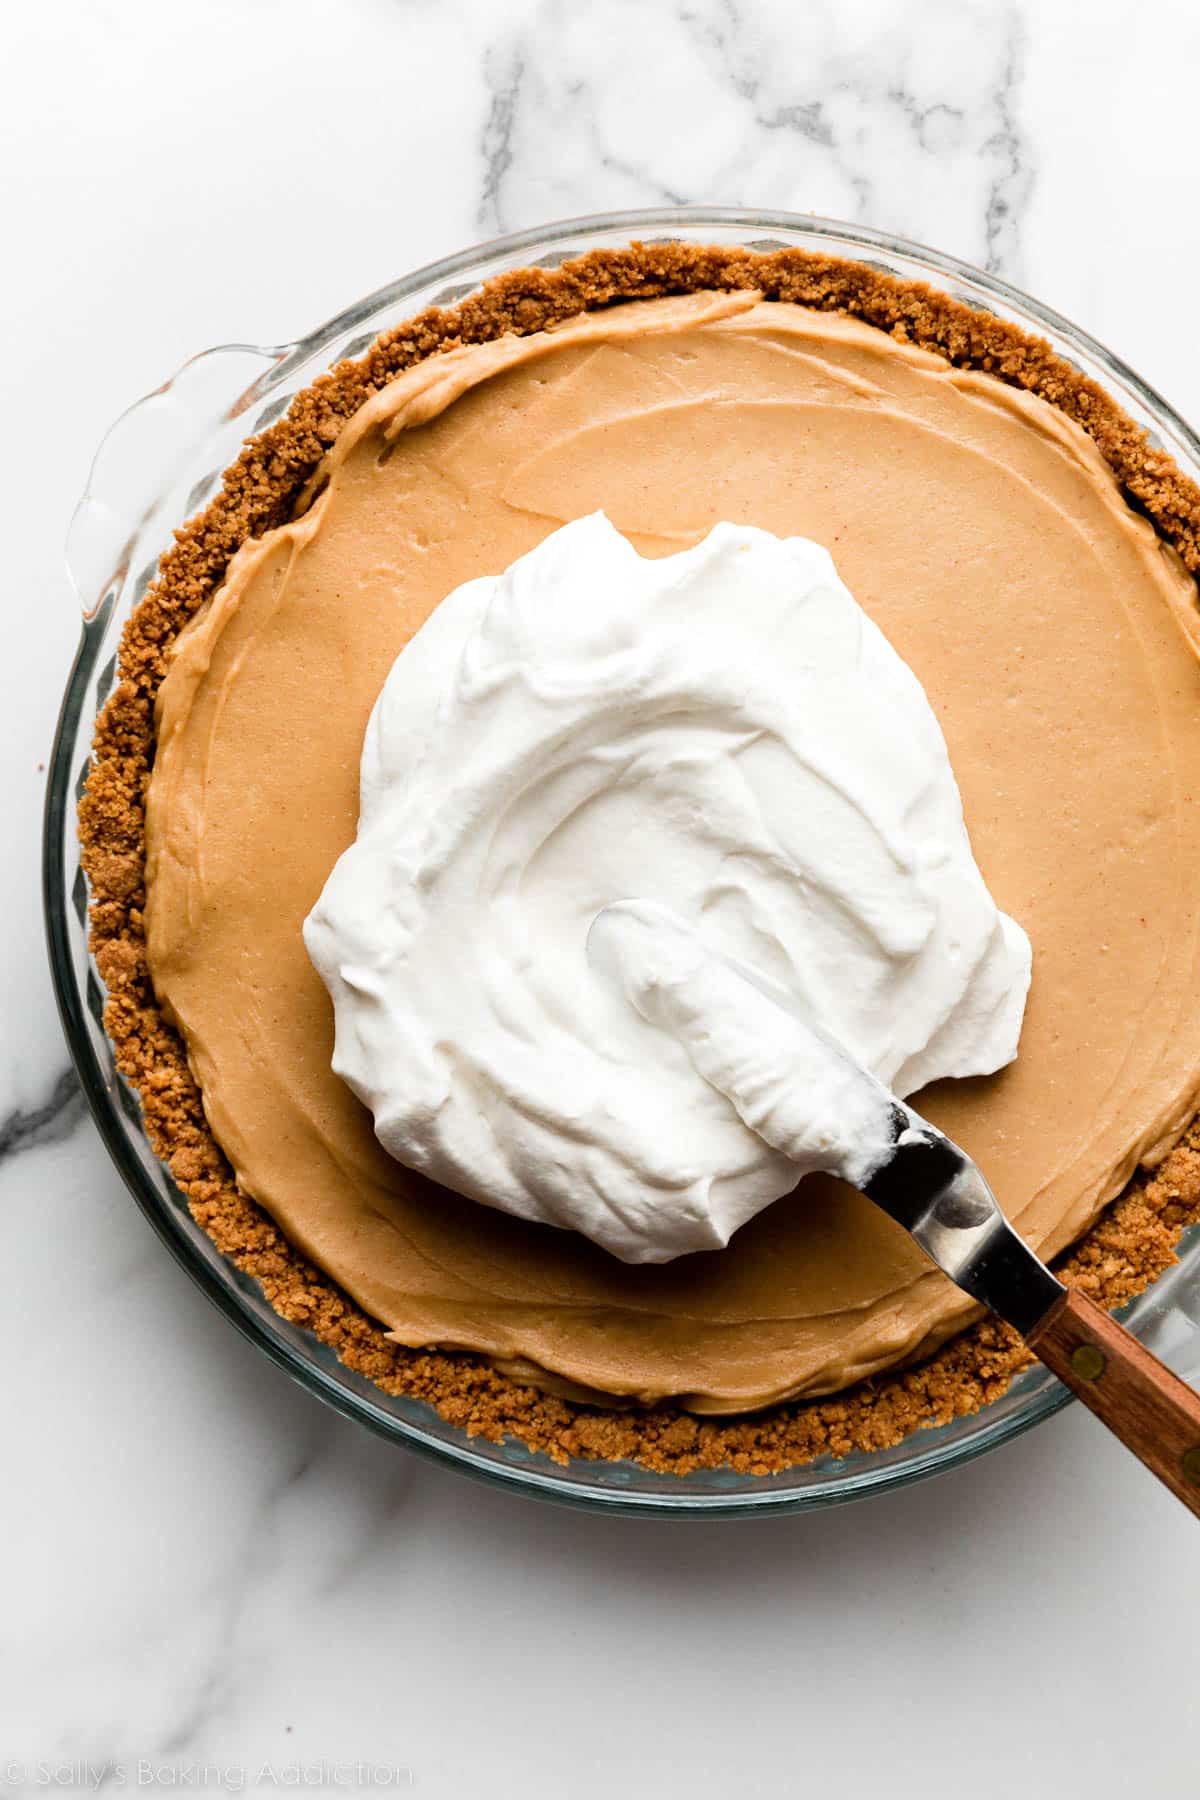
xmin=4 ymin=0 xmax=1200 ymax=1792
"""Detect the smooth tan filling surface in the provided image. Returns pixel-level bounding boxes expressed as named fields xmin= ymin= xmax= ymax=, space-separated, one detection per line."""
xmin=145 ymin=291 xmax=1200 ymax=1412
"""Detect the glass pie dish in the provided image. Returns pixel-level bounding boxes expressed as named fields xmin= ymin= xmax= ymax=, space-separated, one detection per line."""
xmin=43 ymin=206 xmax=1200 ymax=1516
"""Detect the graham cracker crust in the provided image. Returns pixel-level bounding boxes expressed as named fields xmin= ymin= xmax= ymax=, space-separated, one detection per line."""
xmin=78 ymin=242 xmax=1200 ymax=1477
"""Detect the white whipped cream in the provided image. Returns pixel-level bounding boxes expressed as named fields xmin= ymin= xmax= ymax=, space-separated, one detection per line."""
xmin=587 ymin=899 xmax=901 ymax=1192
xmin=305 ymin=514 xmax=1031 ymax=1264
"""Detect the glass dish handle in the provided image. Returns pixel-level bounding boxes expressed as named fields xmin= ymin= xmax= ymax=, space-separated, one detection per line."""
xmin=66 ymin=342 xmax=294 ymax=622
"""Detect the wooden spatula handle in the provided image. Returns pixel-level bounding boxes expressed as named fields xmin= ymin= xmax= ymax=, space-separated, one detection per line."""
xmin=1025 ymin=1289 xmax=1200 ymax=1517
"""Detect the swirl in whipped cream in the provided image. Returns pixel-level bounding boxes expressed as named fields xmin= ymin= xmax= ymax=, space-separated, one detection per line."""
xmin=587 ymin=898 xmax=902 ymax=1192
xmin=304 ymin=514 xmax=1031 ymax=1263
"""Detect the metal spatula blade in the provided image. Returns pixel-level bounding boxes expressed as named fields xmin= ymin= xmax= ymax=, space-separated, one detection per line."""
xmin=861 ymin=1100 xmax=1063 ymax=1337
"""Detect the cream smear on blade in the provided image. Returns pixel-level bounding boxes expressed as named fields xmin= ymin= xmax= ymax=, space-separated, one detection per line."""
xmin=587 ymin=898 xmax=902 ymax=1191
xmin=305 ymin=515 xmax=1031 ymax=1263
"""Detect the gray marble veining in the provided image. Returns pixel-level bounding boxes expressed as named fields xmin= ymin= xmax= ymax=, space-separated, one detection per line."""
xmin=0 ymin=1067 xmax=84 ymax=1162
xmin=477 ymin=0 xmax=1035 ymax=278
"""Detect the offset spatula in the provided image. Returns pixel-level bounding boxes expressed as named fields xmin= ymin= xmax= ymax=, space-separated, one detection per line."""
xmin=864 ymin=1092 xmax=1200 ymax=1516
xmin=593 ymin=901 xmax=1200 ymax=1517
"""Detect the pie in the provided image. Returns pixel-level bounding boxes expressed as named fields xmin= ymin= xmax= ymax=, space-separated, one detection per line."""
xmin=80 ymin=243 xmax=1200 ymax=1474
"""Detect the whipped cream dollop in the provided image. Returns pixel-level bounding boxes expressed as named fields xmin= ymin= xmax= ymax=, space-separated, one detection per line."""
xmin=305 ymin=514 xmax=1031 ymax=1264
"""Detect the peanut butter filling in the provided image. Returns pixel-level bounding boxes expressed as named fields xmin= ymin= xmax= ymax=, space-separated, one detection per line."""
xmin=140 ymin=290 xmax=1200 ymax=1413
